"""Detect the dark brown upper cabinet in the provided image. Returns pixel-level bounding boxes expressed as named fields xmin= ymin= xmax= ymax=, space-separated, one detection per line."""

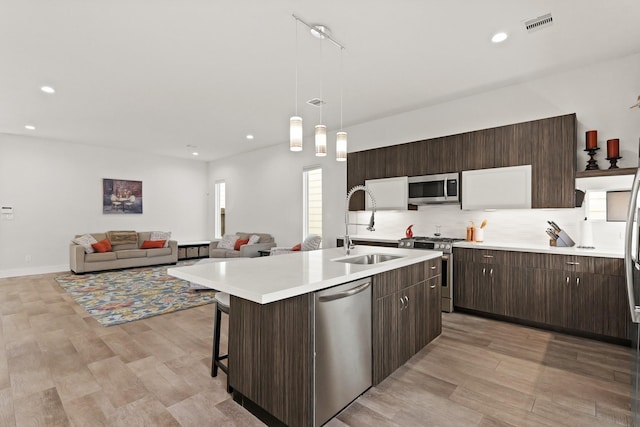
xmin=347 ymin=113 xmax=577 ymax=210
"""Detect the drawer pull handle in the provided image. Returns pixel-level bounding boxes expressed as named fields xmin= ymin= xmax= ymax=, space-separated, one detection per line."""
xmin=430 ymin=266 xmax=437 ymax=270
xmin=483 ymin=255 xmax=494 ymax=258
xmin=430 ymin=283 xmax=437 ymax=289
xmin=565 ymin=261 xmax=580 ymax=265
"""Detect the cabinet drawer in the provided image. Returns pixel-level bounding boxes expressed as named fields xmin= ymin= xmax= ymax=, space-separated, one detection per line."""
xmin=373 ymin=261 xmax=437 ymax=299
xmin=474 ymin=250 xmax=503 ymax=264
xmin=425 ymin=257 xmax=441 ymax=278
xmin=199 ymin=246 xmax=209 ymax=257
xmin=545 ymin=254 xmax=623 ymax=275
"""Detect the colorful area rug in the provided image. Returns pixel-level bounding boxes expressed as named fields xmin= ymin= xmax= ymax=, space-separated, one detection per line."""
xmin=55 ymin=261 xmax=215 ymax=327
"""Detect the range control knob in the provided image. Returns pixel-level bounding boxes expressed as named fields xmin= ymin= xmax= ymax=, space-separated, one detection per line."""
xmin=445 ymin=244 xmax=451 ymax=250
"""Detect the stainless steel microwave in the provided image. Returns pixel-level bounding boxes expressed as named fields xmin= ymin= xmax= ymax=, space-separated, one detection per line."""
xmin=408 ymin=173 xmax=460 ymax=204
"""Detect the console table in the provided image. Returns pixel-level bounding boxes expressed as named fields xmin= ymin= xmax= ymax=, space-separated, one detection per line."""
xmin=177 ymin=241 xmax=211 ymax=260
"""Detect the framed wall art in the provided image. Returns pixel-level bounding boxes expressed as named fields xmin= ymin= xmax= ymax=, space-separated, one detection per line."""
xmin=103 ymin=178 xmax=143 ymax=214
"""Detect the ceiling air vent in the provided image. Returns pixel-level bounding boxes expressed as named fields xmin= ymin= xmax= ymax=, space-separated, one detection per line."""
xmin=306 ymin=98 xmax=325 ymax=107
xmin=524 ymin=13 xmax=553 ymax=32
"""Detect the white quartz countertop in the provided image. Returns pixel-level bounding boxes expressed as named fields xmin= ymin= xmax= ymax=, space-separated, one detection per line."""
xmin=454 ymin=241 xmax=623 ymax=259
xmin=168 ymin=246 xmax=441 ymax=304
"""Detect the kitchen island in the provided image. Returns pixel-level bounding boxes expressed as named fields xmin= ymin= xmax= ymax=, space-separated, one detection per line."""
xmin=169 ymin=246 xmax=442 ymax=427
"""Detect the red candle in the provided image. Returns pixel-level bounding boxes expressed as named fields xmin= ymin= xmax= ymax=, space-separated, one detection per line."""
xmin=607 ymin=138 xmax=620 ymax=158
xmin=586 ymin=130 xmax=598 ymax=149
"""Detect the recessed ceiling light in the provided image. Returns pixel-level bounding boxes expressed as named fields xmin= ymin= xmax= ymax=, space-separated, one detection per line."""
xmin=40 ymin=85 xmax=55 ymax=94
xmin=192 ymin=152 xmax=199 ymax=156
xmin=24 ymin=124 xmax=36 ymax=130
xmin=246 ymin=134 xmax=254 ymax=140
xmin=491 ymin=32 xmax=508 ymax=43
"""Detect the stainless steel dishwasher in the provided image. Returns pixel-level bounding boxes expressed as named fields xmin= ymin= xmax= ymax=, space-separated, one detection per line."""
xmin=314 ymin=278 xmax=372 ymax=426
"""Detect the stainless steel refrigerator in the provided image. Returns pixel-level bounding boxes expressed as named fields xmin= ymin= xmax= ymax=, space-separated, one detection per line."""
xmin=624 ymin=143 xmax=640 ymax=426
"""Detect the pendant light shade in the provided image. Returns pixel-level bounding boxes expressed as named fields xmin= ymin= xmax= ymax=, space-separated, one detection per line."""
xmin=315 ymin=125 xmax=327 ymax=156
xmin=336 ymin=131 xmax=347 ymax=161
xmin=290 ymin=116 xmax=303 ymax=151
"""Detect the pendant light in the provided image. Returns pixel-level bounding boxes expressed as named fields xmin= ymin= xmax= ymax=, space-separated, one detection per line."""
xmin=336 ymin=48 xmax=347 ymax=161
xmin=315 ymin=36 xmax=327 ymax=156
xmin=289 ymin=20 xmax=303 ymax=151
xmin=290 ymin=14 xmax=347 ymax=159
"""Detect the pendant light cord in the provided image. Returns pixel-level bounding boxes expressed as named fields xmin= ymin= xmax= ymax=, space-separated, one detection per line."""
xmin=340 ymin=47 xmax=344 ymax=131
xmin=294 ymin=21 xmax=299 ymax=116
xmin=319 ymin=38 xmax=323 ymax=124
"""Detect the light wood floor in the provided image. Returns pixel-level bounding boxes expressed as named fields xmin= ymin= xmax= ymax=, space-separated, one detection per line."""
xmin=0 ymin=272 xmax=632 ymax=426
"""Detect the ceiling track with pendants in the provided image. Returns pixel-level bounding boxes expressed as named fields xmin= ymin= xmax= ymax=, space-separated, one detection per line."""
xmin=292 ymin=14 xmax=346 ymax=50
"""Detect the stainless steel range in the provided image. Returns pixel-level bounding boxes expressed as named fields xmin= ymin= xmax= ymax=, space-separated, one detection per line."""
xmin=398 ymin=236 xmax=464 ymax=312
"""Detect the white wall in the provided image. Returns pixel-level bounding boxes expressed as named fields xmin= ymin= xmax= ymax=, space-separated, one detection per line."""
xmin=208 ymin=52 xmax=640 ymax=252
xmin=207 ymin=141 xmax=346 ymax=248
xmin=0 ymin=134 xmax=209 ymax=278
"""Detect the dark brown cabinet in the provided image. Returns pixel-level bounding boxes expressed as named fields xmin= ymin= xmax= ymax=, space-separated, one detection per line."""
xmin=541 ymin=259 xmax=627 ymax=339
xmin=504 ymin=266 xmax=545 ymax=323
xmin=463 ymin=129 xmax=495 ymax=170
xmin=453 ymin=248 xmax=505 ymax=315
xmin=372 ymin=258 xmax=441 ymax=384
xmin=453 ymin=247 xmax=630 ymax=342
xmin=531 ymin=115 xmax=576 ymax=208
xmin=422 ymin=276 xmax=442 ymax=345
xmin=347 ymin=113 xmax=576 ymax=210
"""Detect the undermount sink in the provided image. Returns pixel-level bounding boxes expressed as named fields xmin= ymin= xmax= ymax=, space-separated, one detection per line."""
xmin=334 ymin=253 xmax=405 ymax=265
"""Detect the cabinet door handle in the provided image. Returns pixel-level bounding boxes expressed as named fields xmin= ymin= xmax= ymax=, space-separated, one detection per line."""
xmin=482 ymin=267 xmax=486 ymax=276
xmin=399 ymin=297 xmax=405 ymax=310
xmin=430 ymin=266 xmax=437 ymax=270
xmin=566 ymin=276 xmax=570 ymax=285
xmin=483 ymin=255 xmax=494 ymax=258
xmin=430 ymin=283 xmax=437 ymax=289
xmin=576 ymin=277 xmax=580 ymax=287
xmin=490 ymin=268 xmax=493 ymax=277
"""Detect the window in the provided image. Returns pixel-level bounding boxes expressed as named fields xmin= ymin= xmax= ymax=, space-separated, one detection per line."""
xmin=585 ymin=190 xmax=606 ymax=221
xmin=303 ymin=167 xmax=322 ymax=240
xmin=214 ymin=181 xmax=226 ymax=238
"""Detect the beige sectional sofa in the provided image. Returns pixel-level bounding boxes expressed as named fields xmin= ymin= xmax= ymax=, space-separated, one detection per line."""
xmin=209 ymin=232 xmax=276 ymax=258
xmin=70 ymin=231 xmax=178 ymax=273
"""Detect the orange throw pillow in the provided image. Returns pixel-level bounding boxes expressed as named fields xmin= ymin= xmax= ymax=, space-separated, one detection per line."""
xmin=91 ymin=238 xmax=112 ymax=253
xmin=234 ymin=239 xmax=249 ymax=251
xmin=140 ymin=240 xmax=166 ymax=249
xmin=291 ymin=243 xmax=302 ymax=251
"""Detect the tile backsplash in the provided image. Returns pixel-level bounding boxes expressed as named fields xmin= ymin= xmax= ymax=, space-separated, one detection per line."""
xmin=349 ymin=204 xmax=624 ymax=251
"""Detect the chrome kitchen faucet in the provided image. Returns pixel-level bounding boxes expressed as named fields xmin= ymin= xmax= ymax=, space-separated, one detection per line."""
xmin=344 ymin=185 xmax=376 ymax=255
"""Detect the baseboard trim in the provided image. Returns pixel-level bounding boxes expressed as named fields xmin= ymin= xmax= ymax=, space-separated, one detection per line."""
xmin=0 ymin=264 xmax=68 ymax=279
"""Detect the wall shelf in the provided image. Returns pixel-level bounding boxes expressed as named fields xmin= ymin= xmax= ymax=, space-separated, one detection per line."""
xmin=576 ymin=167 xmax=637 ymax=178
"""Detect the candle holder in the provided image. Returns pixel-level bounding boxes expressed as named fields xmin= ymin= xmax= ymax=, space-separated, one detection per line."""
xmin=606 ymin=156 xmax=622 ymax=169
xmin=584 ymin=147 xmax=600 ymax=170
